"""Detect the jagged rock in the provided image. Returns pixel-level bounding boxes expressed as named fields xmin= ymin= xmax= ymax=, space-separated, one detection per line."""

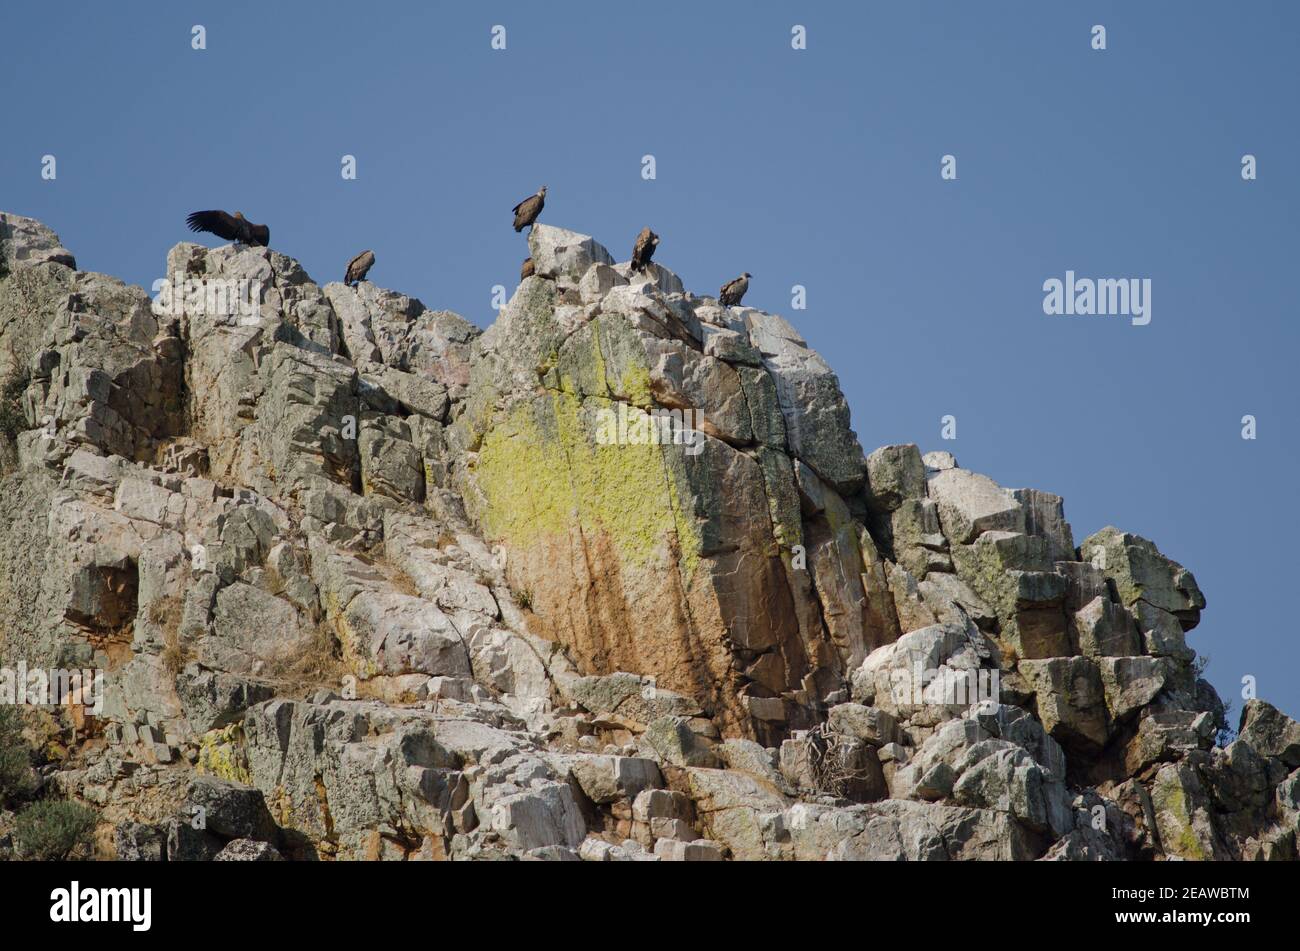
xmin=1072 ymin=596 xmax=1140 ymax=657
xmin=917 ymin=572 xmax=993 ymax=628
xmin=1130 ymin=600 xmax=1195 ymax=662
xmin=633 ymin=789 xmax=695 ymax=823
xmin=686 ymin=768 xmax=789 ymax=860
xmin=176 ymin=663 xmax=276 ymax=733
xmin=214 ymin=838 xmax=285 ymax=861
xmin=927 ymin=467 xmax=1025 ymax=544
xmin=950 ymin=531 xmax=1069 ymax=659
xmin=891 ymin=497 xmax=953 ymax=578
xmin=243 ymin=698 xmax=470 ymax=859
xmin=653 ymin=838 xmax=725 ymax=861
xmin=1079 ymin=527 xmax=1205 ymax=628
xmin=746 ymin=311 xmax=865 ymax=493
xmin=569 ymin=756 xmax=663 ymax=804
xmin=1011 ymin=488 xmax=1076 ymax=564
xmin=886 ymin=716 xmax=1070 ymax=839
xmin=310 ymin=542 xmax=472 ymax=679
xmin=1151 ymin=760 xmax=1229 ymax=860
xmin=1097 ymin=656 xmax=1172 ymax=723
xmin=0 ymin=212 xmax=77 ymax=269
xmin=715 ymin=739 xmax=782 ymax=785
xmin=923 ymin=451 xmax=957 ymax=471
xmin=850 ymin=620 xmax=994 ymax=729
xmin=952 ymin=740 xmax=1071 ymax=835
xmin=770 ymin=798 xmax=1042 ymax=861
xmin=1019 ymin=657 xmax=1110 ymax=753
xmin=165 ymin=817 xmax=224 ymax=861
xmin=185 ymin=775 xmax=279 ymax=842
xmin=865 ymin=444 xmax=926 ymax=512
xmin=640 ymin=716 xmax=720 ymax=768
xmin=0 ymin=212 xmax=1281 ymax=863
xmin=487 ymin=782 xmax=587 ymax=852
xmin=114 ymin=821 xmax=165 ymax=861
xmin=208 ymin=582 xmax=315 ymax=675
xmin=826 ymin=703 xmax=903 ymax=747
xmin=578 ymin=838 xmax=633 ymax=862
xmin=1238 ymin=700 xmax=1300 ymax=767
xmin=528 ymin=224 xmax=616 ymax=283
xmin=567 ymin=672 xmax=703 ymax=724
xmin=972 ymin=703 xmax=1067 ymax=780
xmin=1041 ymin=826 xmax=1125 ymax=861
xmin=1124 ymin=710 xmax=1211 ymax=775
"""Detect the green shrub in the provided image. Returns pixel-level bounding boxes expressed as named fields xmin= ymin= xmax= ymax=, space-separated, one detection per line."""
xmin=14 ymin=799 xmax=98 ymax=860
xmin=0 ymin=706 xmax=37 ymax=804
xmin=0 ymin=371 xmax=29 ymax=441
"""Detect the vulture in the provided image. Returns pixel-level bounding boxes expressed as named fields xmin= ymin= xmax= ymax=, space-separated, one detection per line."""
xmin=512 ymin=186 xmax=547 ymax=232
xmin=630 ymin=228 xmax=660 ymax=273
xmin=185 ymin=210 xmax=270 ymax=247
xmin=521 ymin=257 xmax=535 ymax=280
xmin=719 ymin=272 xmax=751 ymax=307
xmin=344 ymin=250 xmax=376 ymax=286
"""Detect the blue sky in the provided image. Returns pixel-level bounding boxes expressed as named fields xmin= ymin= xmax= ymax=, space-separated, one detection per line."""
xmin=3 ymin=1 xmax=1297 ymax=720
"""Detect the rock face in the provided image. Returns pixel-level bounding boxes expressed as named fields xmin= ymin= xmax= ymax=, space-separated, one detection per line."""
xmin=450 ymin=224 xmax=881 ymax=742
xmin=1 ymin=210 xmax=1296 ymax=862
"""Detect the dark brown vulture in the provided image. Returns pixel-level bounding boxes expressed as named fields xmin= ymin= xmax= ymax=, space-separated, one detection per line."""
xmin=521 ymin=257 xmax=535 ymax=280
xmin=344 ymin=250 xmax=376 ymax=286
xmin=719 ymin=272 xmax=751 ymax=306
xmin=512 ymin=186 xmax=547 ymax=232
xmin=185 ymin=210 xmax=270 ymax=247
xmin=630 ymin=227 xmax=660 ymax=272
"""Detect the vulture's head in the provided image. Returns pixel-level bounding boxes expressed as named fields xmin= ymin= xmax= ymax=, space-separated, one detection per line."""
xmin=538 ymin=186 xmax=548 ymax=197
xmin=743 ymin=272 xmax=752 ymax=279
xmin=234 ymin=211 xmax=246 ymax=221
xmin=651 ymin=233 xmax=660 ymax=246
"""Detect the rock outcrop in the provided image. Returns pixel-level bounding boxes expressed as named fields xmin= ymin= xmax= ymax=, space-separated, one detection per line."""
xmin=1 ymin=210 xmax=1295 ymax=861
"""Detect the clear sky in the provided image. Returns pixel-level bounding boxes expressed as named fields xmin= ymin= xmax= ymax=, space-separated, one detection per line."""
xmin=3 ymin=1 xmax=1297 ymax=720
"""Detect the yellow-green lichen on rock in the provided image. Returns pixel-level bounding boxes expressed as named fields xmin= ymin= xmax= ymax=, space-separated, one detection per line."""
xmin=1151 ymin=763 xmax=1223 ymax=861
xmin=196 ymin=723 xmax=252 ymax=784
xmin=470 ymin=390 xmax=703 ymax=581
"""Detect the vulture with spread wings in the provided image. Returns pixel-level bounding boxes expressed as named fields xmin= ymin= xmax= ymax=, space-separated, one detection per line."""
xmin=185 ymin=210 xmax=270 ymax=247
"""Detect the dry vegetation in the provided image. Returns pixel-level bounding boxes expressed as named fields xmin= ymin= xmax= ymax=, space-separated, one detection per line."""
xmin=266 ymin=622 xmax=344 ymax=694
xmin=149 ymin=597 xmax=190 ymax=676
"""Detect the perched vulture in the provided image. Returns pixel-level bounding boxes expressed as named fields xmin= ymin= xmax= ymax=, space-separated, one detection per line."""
xmin=521 ymin=257 xmax=535 ymax=280
xmin=630 ymin=227 xmax=660 ymax=272
xmin=185 ymin=210 xmax=270 ymax=247
xmin=344 ymin=250 xmax=376 ymax=286
xmin=719 ymin=272 xmax=751 ymax=306
xmin=512 ymin=186 xmax=547 ymax=232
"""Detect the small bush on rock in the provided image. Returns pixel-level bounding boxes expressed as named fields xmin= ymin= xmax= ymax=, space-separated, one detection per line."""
xmin=0 ymin=707 xmax=38 ymax=804
xmin=14 ymin=799 xmax=98 ymax=860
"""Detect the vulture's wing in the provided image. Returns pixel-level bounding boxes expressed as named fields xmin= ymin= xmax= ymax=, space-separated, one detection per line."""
xmin=186 ymin=210 xmax=242 ymax=241
xmin=345 ymin=250 xmax=374 ymax=283
xmin=514 ymin=194 xmax=544 ymax=224
xmin=249 ymin=222 xmax=270 ymax=247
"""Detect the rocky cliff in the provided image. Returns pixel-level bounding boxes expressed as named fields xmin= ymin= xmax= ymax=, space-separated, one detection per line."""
xmin=1 ymin=210 xmax=1297 ymax=861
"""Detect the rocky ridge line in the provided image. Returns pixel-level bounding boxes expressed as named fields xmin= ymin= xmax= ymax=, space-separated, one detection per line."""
xmin=0 ymin=210 xmax=1297 ymax=861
